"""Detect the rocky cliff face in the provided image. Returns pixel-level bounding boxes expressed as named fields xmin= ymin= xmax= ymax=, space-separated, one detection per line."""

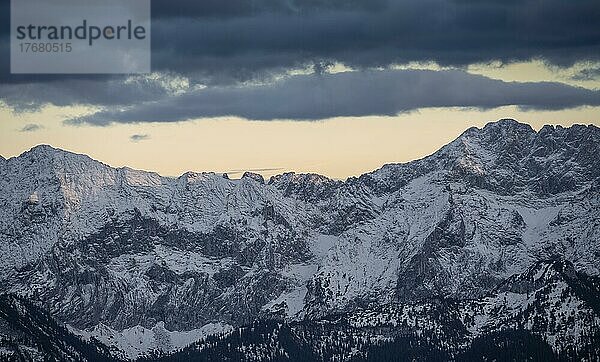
xmin=137 ymin=259 xmax=600 ymax=361
xmin=0 ymin=119 xmax=599 ymax=359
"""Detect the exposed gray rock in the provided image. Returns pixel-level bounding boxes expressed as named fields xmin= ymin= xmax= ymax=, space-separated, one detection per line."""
xmin=0 ymin=120 xmax=599 ymax=358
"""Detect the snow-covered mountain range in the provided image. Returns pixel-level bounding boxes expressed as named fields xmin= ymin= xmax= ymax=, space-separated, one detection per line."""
xmin=0 ymin=119 xmax=599 ymax=360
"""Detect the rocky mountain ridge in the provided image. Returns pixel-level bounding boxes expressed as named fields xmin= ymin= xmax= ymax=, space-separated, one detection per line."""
xmin=0 ymin=119 xmax=599 ymax=359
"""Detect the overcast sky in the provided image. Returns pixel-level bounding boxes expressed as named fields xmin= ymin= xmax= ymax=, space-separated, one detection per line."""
xmin=1 ymin=0 xmax=599 ymax=178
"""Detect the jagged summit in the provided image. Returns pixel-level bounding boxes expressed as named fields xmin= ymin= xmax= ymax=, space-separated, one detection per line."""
xmin=495 ymin=259 xmax=579 ymax=294
xmin=4 ymin=143 xmax=113 ymax=180
xmin=17 ymin=143 xmax=76 ymax=160
xmin=242 ymin=171 xmax=265 ymax=184
xmin=485 ymin=117 xmax=534 ymax=130
xmin=4 ymin=119 xmax=598 ymax=185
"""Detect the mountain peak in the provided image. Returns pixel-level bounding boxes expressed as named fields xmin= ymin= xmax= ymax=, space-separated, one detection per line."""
xmin=12 ymin=144 xmax=114 ymax=174
xmin=25 ymin=144 xmax=60 ymax=155
xmin=493 ymin=117 xmax=521 ymax=125
xmin=455 ymin=118 xmax=529 ymax=136
xmin=242 ymin=171 xmax=265 ymax=184
xmin=480 ymin=118 xmax=535 ymax=135
xmin=16 ymin=144 xmax=84 ymax=163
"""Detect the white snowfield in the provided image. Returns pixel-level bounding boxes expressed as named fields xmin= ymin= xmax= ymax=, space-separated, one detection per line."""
xmin=0 ymin=119 xmax=599 ymax=358
xmin=70 ymin=321 xmax=233 ymax=360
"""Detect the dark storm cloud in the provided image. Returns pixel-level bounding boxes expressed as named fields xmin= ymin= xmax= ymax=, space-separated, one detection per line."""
xmin=65 ymin=69 xmax=600 ymax=125
xmin=1 ymin=0 xmax=599 ymax=86
xmin=572 ymin=67 xmax=600 ymax=81
xmin=147 ymin=0 xmax=600 ymax=84
xmin=0 ymin=0 xmax=599 ymax=115
xmin=0 ymin=75 xmax=183 ymax=112
xmin=150 ymin=0 xmax=385 ymax=19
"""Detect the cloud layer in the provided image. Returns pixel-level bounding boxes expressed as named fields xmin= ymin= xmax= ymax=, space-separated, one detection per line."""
xmin=66 ymin=69 xmax=600 ymax=125
xmin=2 ymin=0 xmax=600 ymax=85
xmin=0 ymin=0 xmax=599 ymax=120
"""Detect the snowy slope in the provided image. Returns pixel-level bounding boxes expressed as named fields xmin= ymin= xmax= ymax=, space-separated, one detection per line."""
xmin=0 ymin=119 xmax=599 ymax=358
xmin=152 ymin=260 xmax=600 ymax=361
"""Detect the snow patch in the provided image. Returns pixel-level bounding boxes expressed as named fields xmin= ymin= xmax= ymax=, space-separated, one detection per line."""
xmin=71 ymin=321 xmax=233 ymax=360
